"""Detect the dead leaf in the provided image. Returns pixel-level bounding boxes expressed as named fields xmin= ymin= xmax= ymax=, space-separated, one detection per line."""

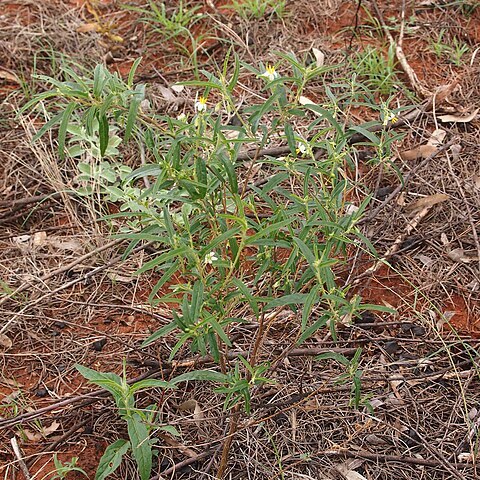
xmin=447 ymin=248 xmax=479 ymax=263
xmin=193 ymin=402 xmax=204 ymax=428
xmin=439 ymin=108 xmax=479 ymax=123
xmin=33 ymin=231 xmax=47 ymax=246
xmin=427 ymin=128 xmax=447 ymax=146
xmin=177 ymin=399 xmax=197 ymax=412
xmin=23 ymin=429 xmax=43 ymax=443
xmin=157 ymin=85 xmax=177 ymax=103
xmin=171 ymin=84 xmax=184 ymax=93
xmin=400 ymin=144 xmax=437 ymax=161
xmin=107 ymin=271 xmax=136 ymax=283
xmin=2 ymin=390 xmax=20 ymax=404
xmin=0 ymin=334 xmax=12 ymax=350
xmin=158 ymin=433 xmax=198 ymax=458
xmin=0 ymin=69 xmax=20 ymax=84
xmin=336 ymin=459 xmax=367 ymax=480
xmin=433 ymin=80 xmax=459 ymax=104
xmin=299 ymin=95 xmax=317 ymax=106
xmin=43 ymin=420 xmax=60 ymax=436
xmin=406 ymin=193 xmax=449 ymax=213
xmin=312 ymin=47 xmax=325 ymax=67
xmin=473 ymin=175 xmax=480 ymax=190
xmin=48 ymin=238 xmax=83 ymax=252
xmin=76 ymin=22 xmax=100 ymax=33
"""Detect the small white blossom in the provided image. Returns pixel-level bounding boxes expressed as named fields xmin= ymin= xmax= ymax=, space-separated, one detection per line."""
xmin=195 ymin=96 xmax=207 ymax=112
xmin=177 ymin=113 xmax=187 ymax=122
xmin=204 ymin=251 xmax=218 ymax=265
xmin=296 ymin=142 xmax=307 ymax=155
xmin=261 ymin=65 xmax=278 ymax=82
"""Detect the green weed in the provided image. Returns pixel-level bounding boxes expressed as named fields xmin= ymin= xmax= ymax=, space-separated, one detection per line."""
xmin=24 ymin=51 xmax=398 ymax=476
xmin=228 ymin=0 xmax=287 ymax=19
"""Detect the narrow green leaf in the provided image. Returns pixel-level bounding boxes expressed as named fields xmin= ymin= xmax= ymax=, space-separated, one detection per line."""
xmin=284 ymin=122 xmax=296 ymax=154
xmin=32 ymin=112 xmax=63 ymax=143
xmin=58 ymin=102 xmax=77 ymax=160
xmin=141 ymin=320 xmax=177 ymax=347
xmin=292 ymin=237 xmax=316 ymax=266
xmin=98 ymin=113 xmax=109 ymax=158
xmin=170 ymin=370 xmax=227 ymax=385
xmin=301 ymin=285 xmax=320 ymax=332
xmin=125 ymin=84 xmax=144 ymax=141
xmin=127 ymin=57 xmax=143 ymax=88
xmin=209 ymin=317 xmax=232 ymax=347
xmin=93 ymin=64 xmax=106 ymax=99
xmin=129 ymin=379 xmax=174 ymax=394
xmin=127 ymin=414 xmax=152 ymax=480
xmin=265 ymin=293 xmax=309 ymax=310
xmin=95 ymin=439 xmax=130 ymax=480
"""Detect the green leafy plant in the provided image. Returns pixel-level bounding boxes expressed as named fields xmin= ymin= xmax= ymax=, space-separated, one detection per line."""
xmin=316 ymin=347 xmax=369 ymax=409
xmin=25 ymin=50 xmax=398 ymax=475
xmin=123 ymin=0 xmax=202 ymax=42
xmin=349 ymin=44 xmax=400 ymax=96
xmin=76 ymin=363 xmax=226 ymax=480
xmin=229 ymin=0 xmax=287 ymax=19
xmin=430 ymin=29 xmax=470 ymax=66
xmin=46 ymin=455 xmax=88 ymax=480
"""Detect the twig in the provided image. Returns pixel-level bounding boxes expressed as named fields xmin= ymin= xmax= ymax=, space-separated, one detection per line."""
xmin=323 ymin=448 xmax=470 ymax=468
xmin=371 ymin=0 xmax=431 ymax=98
xmin=10 ymin=436 xmax=31 ymax=480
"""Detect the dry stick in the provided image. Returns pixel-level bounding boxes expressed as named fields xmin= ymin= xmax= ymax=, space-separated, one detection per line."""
xmin=10 ymin=436 xmax=31 ymax=480
xmin=324 ymin=448 xmax=464 ymax=468
xmin=0 ymin=191 xmax=63 ymax=209
xmin=0 ymin=238 xmax=123 ymax=309
xmin=372 ymin=0 xmax=431 ymax=98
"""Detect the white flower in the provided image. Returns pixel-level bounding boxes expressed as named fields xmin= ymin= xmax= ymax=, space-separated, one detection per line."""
xmin=296 ymin=142 xmax=307 ymax=155
xmin=261 ymin=65 xmax=278 ymax=82
xmin=204 ymin=251 xmax=218 ymax=265
xmin=195 ymin=96 xmax=207 ymax=112
xmin=177 ymin=113 xmax=187 ymax=122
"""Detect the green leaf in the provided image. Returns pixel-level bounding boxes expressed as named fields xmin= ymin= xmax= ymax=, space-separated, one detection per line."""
xmin=135 ymin=246 xmax=190 ymax=275
xmin=127 ymin=414 xmax=152 ymax=480
xmin=265 ymin=293 xmax=309 ymax=310
xmin=58 ymin=102 xmax=77 ymax=160
xmin=170 ymin=370 xmax=227 ymax=385
xmin=129 ymin=379 xmax=174 ymax=394
xmin=128 ymin=57 xmax=143 ymax=88
xmin=208 ymin=317 xmax=232 ymax=347
xmin=141 ymin=320 xmax=177 ymax=347
xmin=158 ymin=425 xmax=180 ymax=436
xmin=95 ymin=439 xmax=130 ymax=480
xmin=190 ymin=281 xmax=204 ymax=323
xmin=284 ymin=122 xmax=296 ymax=154
xmin=125 ymin=84 xmax=144 ymax=142
xmin=315 ymin=351 xmax=350 ymax=366
xmin=75 ymin=364 xmax=124 ymax=405
xmin=292 ymin=237 xmax=316 ymax=266
xmin=32 ymin=112 xmax=63 ymax=143
xmin=93 ymin=64 xmax=106 ymax=99
xmin=302 ymin=285 xmax=320 ymax=332
xmin=98 ymin=113 xmax=109 ymax=158
xmin=245 ymin=218 xmax=295 ymax=245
